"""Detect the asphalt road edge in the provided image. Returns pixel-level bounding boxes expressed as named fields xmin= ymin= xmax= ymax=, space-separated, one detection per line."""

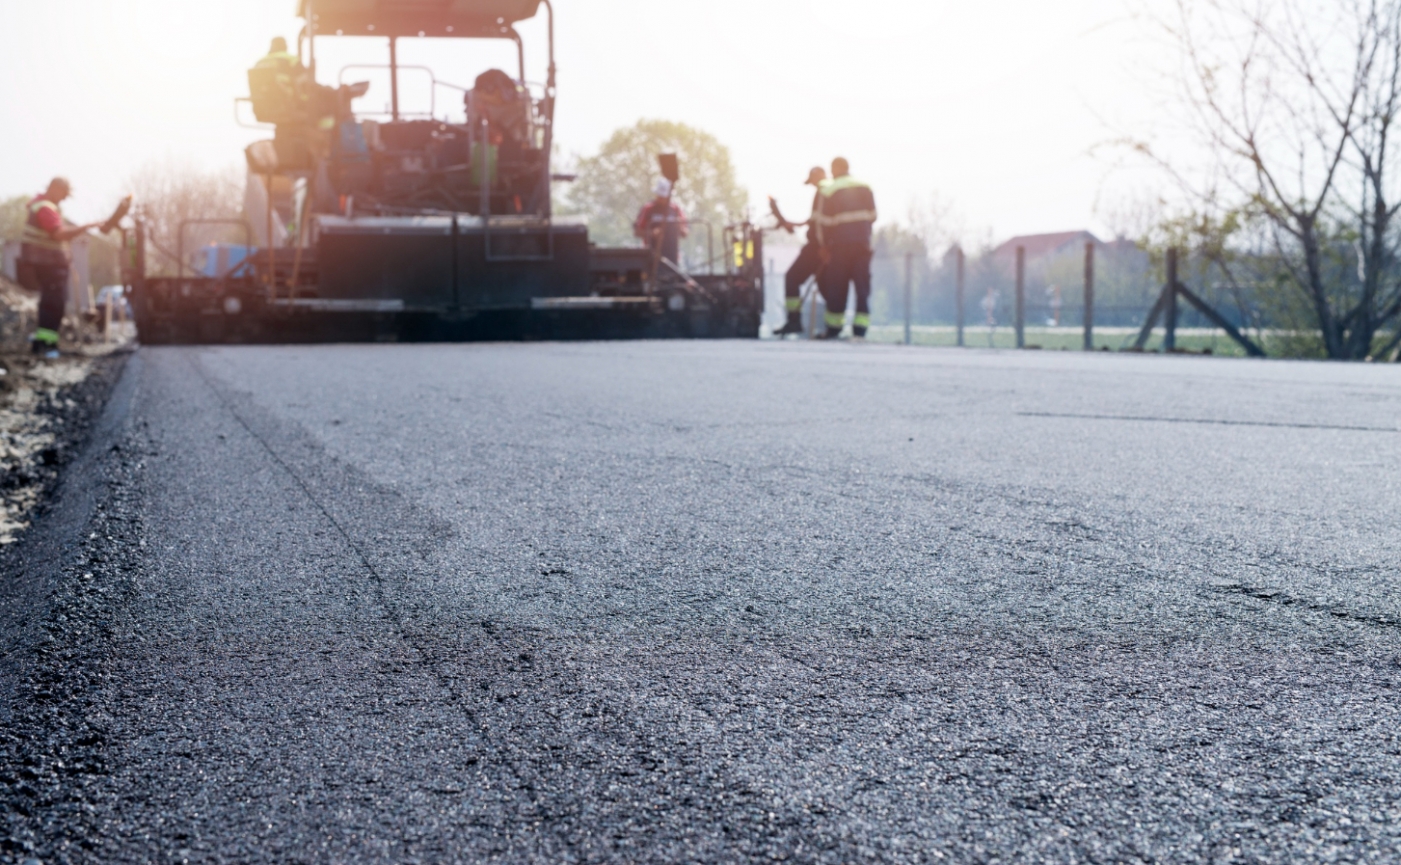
xmin=0 ymin=350 xmax=149 ymax=864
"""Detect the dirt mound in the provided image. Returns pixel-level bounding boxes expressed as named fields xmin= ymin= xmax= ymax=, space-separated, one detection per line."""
xmin=0 ymin=276 xmax=132 ymax=542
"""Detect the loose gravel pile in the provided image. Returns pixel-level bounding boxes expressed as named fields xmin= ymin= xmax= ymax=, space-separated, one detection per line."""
xmin=0 ymin=352 xmax=130 ymax=545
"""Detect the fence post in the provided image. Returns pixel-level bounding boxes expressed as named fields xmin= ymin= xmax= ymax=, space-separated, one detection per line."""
xmin=956 ymin=246 xmax=965 ymax=347
xmin=903 ymin=251 xmax=913 ymax=345
xmin=1014 ymin=245 xmax=1025 ymax=349
xmin=1083 ymin=241 xmax=1094 ymax=351
xmin=1164 ymin=246 xmax=1178 ymax=352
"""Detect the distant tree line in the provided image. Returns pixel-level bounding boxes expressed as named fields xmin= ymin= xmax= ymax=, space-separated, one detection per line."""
xmin=864 ymin=229 xmax=1168 ymax=332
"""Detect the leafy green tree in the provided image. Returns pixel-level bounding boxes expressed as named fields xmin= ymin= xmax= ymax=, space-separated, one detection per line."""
xmin=564 ymin=119 xmax=747 ymax=269
xmin=1142 ymin=208 xmax=1334 ymax=357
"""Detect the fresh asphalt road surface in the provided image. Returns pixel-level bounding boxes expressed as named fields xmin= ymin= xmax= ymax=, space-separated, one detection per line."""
xmin=5 ymin=341 xmax=1401 ymax=863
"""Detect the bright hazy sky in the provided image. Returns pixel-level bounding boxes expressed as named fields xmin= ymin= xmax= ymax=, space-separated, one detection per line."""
xmin=3 ymin=1 xmax=1172 ymax=240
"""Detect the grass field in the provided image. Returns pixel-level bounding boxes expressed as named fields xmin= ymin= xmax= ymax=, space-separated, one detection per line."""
xmin=857 ymin=325 xmax=1257 ymax=356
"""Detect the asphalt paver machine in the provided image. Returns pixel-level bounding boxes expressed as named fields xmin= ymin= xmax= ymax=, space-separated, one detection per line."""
xmin=128 ymin=0 xmax=763 ymax=343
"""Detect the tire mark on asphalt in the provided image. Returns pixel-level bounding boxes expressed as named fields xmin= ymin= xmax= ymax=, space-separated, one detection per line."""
xmin=181 ymin=351 xmax=550 ymax=821
xmin=187 ymin=357 xmax=895 ymax=854
xmin=186 ymin=350 xmax=771 ymax=856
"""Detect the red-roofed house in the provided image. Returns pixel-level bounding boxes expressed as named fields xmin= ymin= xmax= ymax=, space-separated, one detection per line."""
xmin=976 ymin=230 xmax=1153 ymax=326
xmin=991 ymin=230 xmax=1101 ymax=261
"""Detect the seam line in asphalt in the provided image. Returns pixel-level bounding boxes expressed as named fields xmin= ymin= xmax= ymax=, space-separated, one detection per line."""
xmin=1214 ymin=584 xmax=1401 ymax=631
xmin=181 ymin=350 xmax=546 ymax=809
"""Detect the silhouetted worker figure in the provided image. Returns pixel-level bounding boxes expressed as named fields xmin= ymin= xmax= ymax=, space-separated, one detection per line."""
xmin=471 ymin=69 xmax=530 ymax=150
xmin=816 ymin=157 xmax=877 ymax=339
xmin=634 ymin=179 xmax=689 ymax=266
xmin=773 ymin=166 xmax=827 ymax=336
xmin=251 ymin=37 xmax=303 ymax=113
xmin=256 ymin=36 xmax=298 ymax=70
xmin=248 ymin=36 xmax=342 ymax=168
xmin=18 ymin=178 xmax=101 ymax=357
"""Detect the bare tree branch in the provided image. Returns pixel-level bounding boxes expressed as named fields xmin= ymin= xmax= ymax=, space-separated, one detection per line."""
xmin=1154 ymin=0 xmax=1401 ymax=357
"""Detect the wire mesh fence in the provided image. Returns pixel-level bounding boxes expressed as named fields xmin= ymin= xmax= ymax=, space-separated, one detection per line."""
xmin=763 ymin=240 xmax=1269 ymax=357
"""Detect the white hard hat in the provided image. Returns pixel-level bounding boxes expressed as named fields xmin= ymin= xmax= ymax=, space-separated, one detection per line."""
xmin=654 ymin=178 xmax=672 ymax=198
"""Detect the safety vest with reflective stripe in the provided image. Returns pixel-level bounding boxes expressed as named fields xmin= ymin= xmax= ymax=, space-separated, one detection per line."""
xmin=21 ymin=198 xmax=66 ymax=266
xmin=253 ymin=50 xmax=304 ymax=102
xmin=23 ymin=199 xmax=62 ymax=252
xmin=254 ymin=51 xmax=299 ymax=70
xmin=816 ymin=176 xmax=877 ymax=247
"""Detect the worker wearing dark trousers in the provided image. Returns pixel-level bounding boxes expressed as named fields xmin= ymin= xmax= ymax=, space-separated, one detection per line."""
xmin=18 ymin=178 xmax=99 ymax=357
xmin=774 ymin=166 xmax=827 ymax=336
xmin=815 ymin=158 xmax=877 ymax=339
xmin=820 ymin=242 xmax=873 ymax=339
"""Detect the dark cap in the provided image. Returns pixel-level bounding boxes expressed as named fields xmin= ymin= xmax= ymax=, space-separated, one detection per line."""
xmin=804 ymin=166 xmax=827 ymax=186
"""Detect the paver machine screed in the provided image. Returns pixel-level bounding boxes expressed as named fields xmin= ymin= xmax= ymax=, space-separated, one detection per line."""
xmin=127 ymin=0 xmax=764 ymax=343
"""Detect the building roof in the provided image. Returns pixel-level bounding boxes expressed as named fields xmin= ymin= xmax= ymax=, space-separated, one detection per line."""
xmin=991 ymin=230 xmax=1102 ymax=260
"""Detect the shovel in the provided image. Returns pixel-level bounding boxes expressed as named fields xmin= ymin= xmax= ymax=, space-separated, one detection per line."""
xmin=99 ymin=195 xmax=133 ymax=234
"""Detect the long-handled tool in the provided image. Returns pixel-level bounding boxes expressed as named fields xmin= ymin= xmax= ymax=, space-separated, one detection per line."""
xmin=100 ymin=195 xmax=133 ymax=234
xmin=767 ymin=196 xmax=806 ymax=234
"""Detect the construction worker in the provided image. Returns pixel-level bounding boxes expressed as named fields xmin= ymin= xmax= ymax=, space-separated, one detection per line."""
xmin=634 ymin=179 xmax=689 ymax=266
xmin=18 ymin=178 xmax=101 ymax=357
xmin=815 ymin=157 xmax=877 ymax=339
xmin=772 ymin=166 xmax=827 ymax=336
xmin=250 ymin=37 xmax=337 ymax=164
xmin=250 ymin=37 xmax=304 ymax=115
xmin=254 ymin=36 xmax=299 ymax=79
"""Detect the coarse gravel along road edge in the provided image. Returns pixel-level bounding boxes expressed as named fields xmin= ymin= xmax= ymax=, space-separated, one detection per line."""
xmin=0 ymin=351 xmax=132 ymax=700
xmin=0 ymin=350 xmax=140 ymax=858
xmin=4 ymin=341 xmax=1401 ymax=863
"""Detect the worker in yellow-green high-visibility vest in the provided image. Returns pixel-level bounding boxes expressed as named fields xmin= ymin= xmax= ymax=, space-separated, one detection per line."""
xmin=772 ymin=165 xmax=827 ymax=337
xmin=815 ymin=157 xmax=877 ymax=340
xmin=249 ymin=37 xmax=340 ymax=164
xmin=18 ymin=178 xmax=101 ymax=358
xmin=254 ymin=36 xmax=301 ymax=89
